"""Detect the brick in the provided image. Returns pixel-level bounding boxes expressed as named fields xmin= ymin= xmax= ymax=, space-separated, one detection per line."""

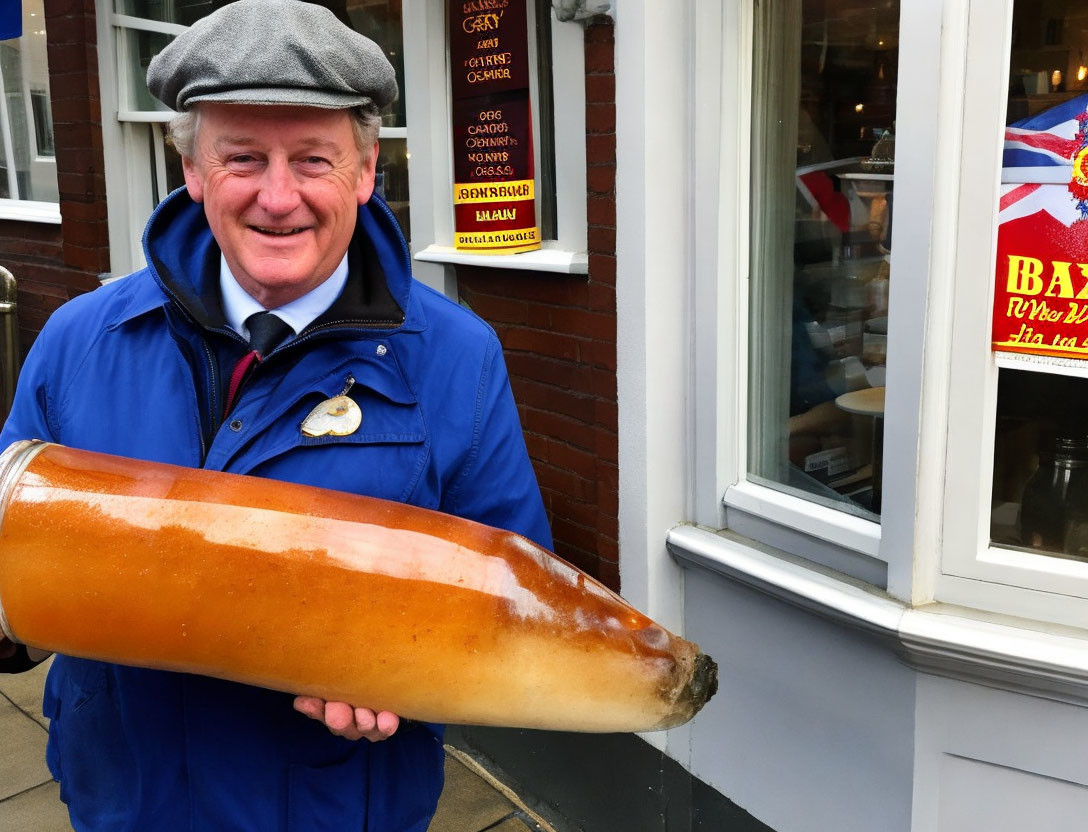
xmin=552 ymin=542 xmax=598 ymax=577
xmin=585 ymin=280 xmax=615 ymax=312
xmin=585 ymin=102 xmax=615 ymax=134
xmin=52 ymin=121 xmax=96 ymax=149
xmin=549 ymin=495 xmax=601 ymax=530
xmin=585 ymin=73 xmax=615 ymax=105
xmin=596 ymin=535 xmax=619 ymax=562
xmin=547 ymin=440 xmax=601 ymax=481
xmin=60 ymin=219 xmax=109 ymax=248
xmin=578 ymin=339 xmax=617 ymax=371
xmin=546 ymin=306 xmax=615 ymax=342
xmin=523 ymin=431 xmax=550 ymax=464
xmin=586 ymin=164 xmax=615 ymax=195
xmin=461 ymin=271 xmax=589 ymax=307
xmin=534 ymin=462 xmax=596 ymax=503
xmin=597 ymin=511 xmax=619 ymax=539
xmin=0 ymin=238 xmax=62 ymax=261
xmin=60 ymin=200 xmax=108 ymax=222
xmin=588 ymin=253 xmax=617 ymax=282
xmin=585 ymin=133 xmax=616 ymax=165
xmin=597 ymin=558 xmax=620 ymax=591
xmin=584 ymin=21 xmax=614 ymax=44
xmin=586 ymin=195 xmax=616 ymax=228
xmin=18 ymin=280 xmax=69 ymax=300
xmin=44 ymin=0 xmax=97 ymax=18
xmin=551 ymin=515 xmax=604 ymax=555
xmin=62 ymin=242 xmax=110 ymax=272
xmin=501 ymin=326 xmax=581 ymax=362
xmin=458 ymin=290 xmax=529 ymax=325
xmin=594 ymin=398 xmax=618 ymax=431
xmin=594 ymin=429 xmax=619 ymax=467
xmin=521 ymin=407 xmax=594 ymax=451
xmin=584 ymin=42 xmax=614 ymax=74
xmin=514 ymin=377 xmax=596 ymax=423
xmin=508 ymin=356 xmax=613 ymax=401
xmin=587 ymin=225 xmax=616 ymax=255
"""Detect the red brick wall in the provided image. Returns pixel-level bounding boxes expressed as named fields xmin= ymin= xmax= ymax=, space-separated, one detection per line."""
xmin=457 ymin=19 xmax=618 ymax=589
xmin=3 ymin=0 xmax=109 ymax=354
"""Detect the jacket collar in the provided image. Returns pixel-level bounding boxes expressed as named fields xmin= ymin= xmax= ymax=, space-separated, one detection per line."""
xmin=112 ymin=188 xmax=426 ymax=334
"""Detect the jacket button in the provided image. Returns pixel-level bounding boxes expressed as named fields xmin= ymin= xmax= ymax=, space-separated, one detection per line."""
xmin=229 ymin=419 xmax=243 ymax=432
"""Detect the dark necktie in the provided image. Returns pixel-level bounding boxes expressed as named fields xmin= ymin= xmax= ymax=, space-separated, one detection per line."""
xmin=223 ymin=312 xmax=293 ymax=418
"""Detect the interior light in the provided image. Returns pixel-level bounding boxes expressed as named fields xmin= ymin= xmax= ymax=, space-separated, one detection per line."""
xmin=855 ymin=103 xmax=864 ymax=113
xmin=1052 ymin=69 xmax=1063 ymax=87
xmin=1079 ymin=66 xmax=1087 ymax=82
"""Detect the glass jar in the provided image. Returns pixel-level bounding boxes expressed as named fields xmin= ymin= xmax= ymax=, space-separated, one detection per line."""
xmin=1018 ymin=434 xmax=1088 ymax=555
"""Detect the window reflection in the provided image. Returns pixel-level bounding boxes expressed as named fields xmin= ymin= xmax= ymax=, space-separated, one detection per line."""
xmin=747 ymin=0 xmax=898 ymax=520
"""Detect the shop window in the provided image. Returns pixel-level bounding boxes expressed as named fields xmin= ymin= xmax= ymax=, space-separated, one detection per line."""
xmin=0 ymin=0 xmax=59 ymax=220
xmin=988 ymin=0 xmax=1088 ymax=566
xmin=747 ymin=0 xmax=897 ymax=523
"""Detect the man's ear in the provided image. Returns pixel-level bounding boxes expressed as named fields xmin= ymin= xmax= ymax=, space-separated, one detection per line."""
xmin=182 ymin=156 xmax=205 ymax=204
xmin=356 ymin=141 xmax=379 ymax=205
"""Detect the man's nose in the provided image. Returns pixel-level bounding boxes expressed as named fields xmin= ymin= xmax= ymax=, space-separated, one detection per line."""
xmin=256 ymin=159 xmax=302 ymax=215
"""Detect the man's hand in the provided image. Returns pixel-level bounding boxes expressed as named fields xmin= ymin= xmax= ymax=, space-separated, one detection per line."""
xmin=293 ymin=696 xmax=399 ymax=742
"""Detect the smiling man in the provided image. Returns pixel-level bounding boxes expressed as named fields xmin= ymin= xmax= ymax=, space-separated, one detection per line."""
xmin=0 ymin=1 xmax=551 ymax=830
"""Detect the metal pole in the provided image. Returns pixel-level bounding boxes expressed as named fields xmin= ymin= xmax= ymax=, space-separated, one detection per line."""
xmin=0 ymin=267 xmax=19 ymax=420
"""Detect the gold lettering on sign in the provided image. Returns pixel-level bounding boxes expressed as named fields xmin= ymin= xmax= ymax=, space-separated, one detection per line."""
xmin=1005 ymin=254 xmax=1088 ymax=298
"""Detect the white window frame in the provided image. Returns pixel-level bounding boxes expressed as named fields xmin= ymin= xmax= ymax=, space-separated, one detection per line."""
xmin=931 ymin=0 xmax=1088 ymax=628
xmin=702 ymin=0 xmax=943 ymax=599
xmin=404 ymin=0 xmax=588 ymax=286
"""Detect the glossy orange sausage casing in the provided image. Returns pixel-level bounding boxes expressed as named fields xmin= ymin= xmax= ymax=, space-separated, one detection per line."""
xmin=0 ymin=441 xmax=716 ymax=732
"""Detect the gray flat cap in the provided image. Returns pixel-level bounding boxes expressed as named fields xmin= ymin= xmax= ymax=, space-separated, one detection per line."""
xmin=147 ymin=0 xmax=398 ymax=111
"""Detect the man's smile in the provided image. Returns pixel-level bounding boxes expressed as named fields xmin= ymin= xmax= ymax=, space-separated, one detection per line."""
xmin=251 ymin=225 xmax=309 ymax=236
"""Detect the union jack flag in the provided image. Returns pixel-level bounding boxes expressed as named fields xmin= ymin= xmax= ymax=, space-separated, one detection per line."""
xmin=1003 ymin=92 xmax=1088 ymax=183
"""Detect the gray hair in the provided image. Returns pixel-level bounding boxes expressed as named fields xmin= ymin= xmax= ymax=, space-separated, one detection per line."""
xmin=167 ymin=103 xmax=382 ymax=161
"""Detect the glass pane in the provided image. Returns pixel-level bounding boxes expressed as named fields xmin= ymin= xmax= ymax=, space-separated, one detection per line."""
xmin=346 ymin=0 xmax=406 ymax=129
xmin=124 ymin=28 xmax=175 ymax=113
xmin=114 ymin=0 xmax=214 ymax=27
xmin=990 ymin=0 xmax=1088 ymax=563
xmin=0 ymin=0 xmax=58 ymax=202
xmin=991 ymin=370 xmax=1088 ymax=562
xmin=747 ymin=0 xmax=898 ymax=520
xmin=376 ymin=136 xmax=410 ymax=242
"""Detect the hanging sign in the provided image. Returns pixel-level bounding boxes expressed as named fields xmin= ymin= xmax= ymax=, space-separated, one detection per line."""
xmin=992 ymin=94 xmax=1088 ymax=361
xmin=448 ymin=0 xmax=541 ymax=254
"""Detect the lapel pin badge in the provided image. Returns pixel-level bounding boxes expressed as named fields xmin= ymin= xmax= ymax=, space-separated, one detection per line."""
xmin=302 ymin=375 xmax=362 ymax=437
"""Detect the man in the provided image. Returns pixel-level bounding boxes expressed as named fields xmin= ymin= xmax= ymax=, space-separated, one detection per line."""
xmin=0 ymin=0 xmax=552 ymax=829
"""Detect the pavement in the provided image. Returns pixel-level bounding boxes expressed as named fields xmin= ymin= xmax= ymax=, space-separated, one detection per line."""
xmin=0 ymin=658 xmax=553 ymax=832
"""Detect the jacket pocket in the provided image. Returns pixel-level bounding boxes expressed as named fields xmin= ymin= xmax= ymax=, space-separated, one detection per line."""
xmin=240 ymin=383 xmax=430 ymax=504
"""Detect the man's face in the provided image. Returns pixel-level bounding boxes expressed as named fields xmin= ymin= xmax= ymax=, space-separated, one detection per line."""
xmin=182 ymin=103 xmax=377 ymax=308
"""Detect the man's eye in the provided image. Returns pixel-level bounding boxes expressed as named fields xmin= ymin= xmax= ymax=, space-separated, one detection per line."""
xmin=298 ymin=156 xmax=333 ymax=170
xmin=227 ymin=155 xmax=259 ymax=168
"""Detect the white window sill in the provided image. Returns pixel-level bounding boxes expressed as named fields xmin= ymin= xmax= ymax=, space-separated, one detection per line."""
xmin=725 ymin=479 xmax=882 ymax=557
xmin=0 ymin=201 xmax=61 ymax=224
xmin=413 ymin=243 xmax=589 ymax=275
xmin=668 ymin=524 xmax=1088 ymax=707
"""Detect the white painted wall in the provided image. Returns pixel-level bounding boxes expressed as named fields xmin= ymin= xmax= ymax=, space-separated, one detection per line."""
xmin=912 ymin=676 xmax=1088 ymax=832
xmin=681 ymin=569 xmax=916 ymax=832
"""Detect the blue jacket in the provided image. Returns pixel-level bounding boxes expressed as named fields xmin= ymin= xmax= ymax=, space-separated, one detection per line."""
xmin=0 ymin=189 xmax=552 ymax=831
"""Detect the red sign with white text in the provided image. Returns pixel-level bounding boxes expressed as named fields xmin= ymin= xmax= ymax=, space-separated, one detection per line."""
xmin=448 ymin=1 xmax=540 ymax=254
